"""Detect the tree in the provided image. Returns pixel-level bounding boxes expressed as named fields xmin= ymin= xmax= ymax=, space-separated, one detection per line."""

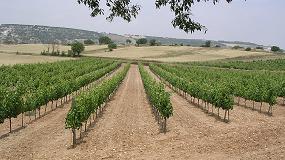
xmin=71 ymin=42 xmax=85 ymax=56
xmin=99 ymin=36 xmax=112 ymax=45
xmin=136 ymin=38 xmax=148 ymax=47
xmin=149 ymin=39 xmax=156 ymax=46
xmin=256 ymin=46 xmax=264 ymax=50
xmin=84 ymin=39 xmax=95 ymax=45
xmin=245 ymin=47 xmax=251 ymax=51
xmin=126 ymin=39 xmax=132 ymax=44
xmin=271 ymin=46 xmax=281 ymax=52
xmin=108 ymin=42 xmax=117 ymax=51
xmin=201 ymin=41 xmax=211 ymax=47
xmin=232 ymin=46 xmax=243 ymax=50
xmin=76 ymin=0 xmax=233 ymax=33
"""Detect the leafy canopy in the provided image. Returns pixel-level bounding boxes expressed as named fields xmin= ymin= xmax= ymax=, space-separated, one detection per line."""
xmin=99 ymin=36 xmax=112 ymax=45
xmin=108 ymin=42 xmax=117 ymax=51
xmin=136 ymin=38 xmax=148 ymax=46
xmin=77 ymin=0 xmax=233 ymax=33
xmin=71 ymin=42 xmax=85 ymax=56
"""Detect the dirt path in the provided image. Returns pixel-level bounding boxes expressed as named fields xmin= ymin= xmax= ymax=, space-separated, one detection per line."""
xmin=0 ymin=65 xmax=124 ymax=160
xmin=145 ymin=65 xmax=285 ymax=160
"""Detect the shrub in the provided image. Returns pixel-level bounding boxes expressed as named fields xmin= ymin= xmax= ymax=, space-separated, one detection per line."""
xmin=256 ymin=46 xmax=264 ymax=50
xmin=126 ymin=39 xmax=132 ymax=44
xmin=149 ymin=39 xmax=156 ymax=46
xmin=232 ymin=46 xmax=243 ymax=50
xmin=136 ymin=38 xmax=148 ymax=46
xmin=201 ymin=41 xmax=211 ymax=47
xmin=108 ymin=42 xmax=117 ymax=51
xmin=61 ymin=51 xmax=66 ymax=57
xmin=84 ymin=39 xmax=95 ymax=45
xmin=245 ymin=47 xmax=251 ymax=51
xmin=271 ymin=46 xmax=281 ymax=52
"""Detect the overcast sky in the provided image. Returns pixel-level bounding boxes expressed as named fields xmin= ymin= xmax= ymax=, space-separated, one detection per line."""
xmin=0 ymin=0 xmax=284 ymax=48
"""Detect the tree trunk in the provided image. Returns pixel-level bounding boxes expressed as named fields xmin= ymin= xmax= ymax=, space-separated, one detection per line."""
xmin=29 ymin=111 xmax=31 ymax=122
xmin=228 ymin=110 xmax=230 ymax=121
xmin=218 ymin=108 xmax=220 ymax=117
xmin=253 ymin=101 xmax=255 ymax=110
xmin=45 ymin=103 xmax=47 ymax=114
xmin=260 ymin=102 xmax=263 ymax=112
xmin=224 ymin=110 xmax=227 ymax=121
xmin=34 ymin=110 xmax=36 ymax=120
xmin=80 ymin=126 xmax=82 ymax=139
xmin=85 ymin=122 xmax=87 ymax=132
xmin=22 ymin=112 xmax=24 ymax=127
xmin=268 ymin=105 xmax=272 ymax=115
xmin=38 ymin=107 xmax=41 ymax=118
xmin=163 ymin=117 xmax=167 ymax=133
xmin=238 ymin=97 xmax=240 ymax=105
xmin=72 ymin=129 xmax=76 ymax=146
xmin=9 ymin=118 xmax=12 ymax=133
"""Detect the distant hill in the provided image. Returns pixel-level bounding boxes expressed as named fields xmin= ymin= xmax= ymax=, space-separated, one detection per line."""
xmin=0 ymin=24 xmax=264 ymax=48
xmin=0 ymin=24 xmax=102 ymax=44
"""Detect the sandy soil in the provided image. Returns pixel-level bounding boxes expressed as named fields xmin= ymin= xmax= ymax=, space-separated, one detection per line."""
xmin=0 ymin=65 xmax=284 ymax=160
xmin=85 ymin=46 xmax=272 ymax=62
xmin=0 ymin=53 xmax=71 ymax=65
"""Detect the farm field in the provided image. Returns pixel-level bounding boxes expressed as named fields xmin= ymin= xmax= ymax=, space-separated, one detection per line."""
xmin=0 ymin=44 xmax=107 ymax=55
xmin=0 ymin=44 xmax=280 ymax=64
xmin=0 ymin=52 xmax=72 ymax=65
xmin=85 ymin=45 xmax=274 ymax=62
xmin=0 ymin=58 xmax=285 ymax=159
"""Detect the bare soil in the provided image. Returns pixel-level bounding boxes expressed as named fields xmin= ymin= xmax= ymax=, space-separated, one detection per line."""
xmin=0 ymin=65 xmax=284 ymax=160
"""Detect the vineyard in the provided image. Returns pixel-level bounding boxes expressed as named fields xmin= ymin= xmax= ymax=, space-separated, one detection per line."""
xmin=192 ymin=58 xmax=285 ymax=71
xmin=151 ymin=63 xmax=283 ymax=120
xmin=0 ymin=58 xmax=121 ymax=132
xmin=0 ymin=58 xmax=284 ymax=159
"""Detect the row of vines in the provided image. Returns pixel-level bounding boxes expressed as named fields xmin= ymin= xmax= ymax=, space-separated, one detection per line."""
xmin=65 ymin=64 xmax=130 ymax=146
xmin=138 ymin=64 xmax=173 ymax=132
xmin=149 ymin=64 xmax=233 ymax=121
xmin=0 ymin=58 xmax=120 ymax=132
xmin=151 ymin=63 xmax=282 ymax=117
xmin=191 ymin=59 xmax=285 ymax=71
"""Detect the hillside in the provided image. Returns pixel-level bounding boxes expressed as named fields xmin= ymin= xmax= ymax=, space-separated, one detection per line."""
xmin=0 ymin=24 xmax=262 ymax=48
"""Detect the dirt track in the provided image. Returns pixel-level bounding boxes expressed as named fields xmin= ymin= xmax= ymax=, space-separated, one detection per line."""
xmin=0 ymin=64 xmax=284 ymax=160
